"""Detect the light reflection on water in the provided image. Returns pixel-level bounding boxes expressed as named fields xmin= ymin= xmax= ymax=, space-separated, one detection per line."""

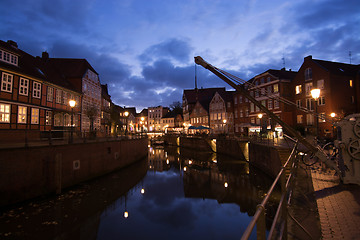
xmin=0 ymin=145 xmax=279 ymax=240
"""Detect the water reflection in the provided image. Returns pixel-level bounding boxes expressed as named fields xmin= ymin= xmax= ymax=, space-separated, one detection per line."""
xmin=0 ymin=145 xmax=279 ymax=240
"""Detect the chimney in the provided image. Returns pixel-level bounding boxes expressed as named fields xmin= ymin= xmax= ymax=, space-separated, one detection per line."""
xmin=7 ymin=40 xmax=18 ymax=49
xmin=305 ymin=55 xmax=312 ymax=60
xmin=42 ymin=51 xmax=49 ymax=59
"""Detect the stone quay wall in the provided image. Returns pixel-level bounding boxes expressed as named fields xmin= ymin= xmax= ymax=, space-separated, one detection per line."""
xmin=0 ymin=138 xmax=148 ymax=207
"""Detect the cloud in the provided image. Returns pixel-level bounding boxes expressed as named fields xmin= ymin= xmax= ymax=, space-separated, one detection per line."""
xmin=139 ymin=38 xmax=193 ymax=65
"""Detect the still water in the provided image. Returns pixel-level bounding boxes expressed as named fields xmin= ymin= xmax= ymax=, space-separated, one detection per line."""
xmin=0 ymin=145 xmax=279 ymax=240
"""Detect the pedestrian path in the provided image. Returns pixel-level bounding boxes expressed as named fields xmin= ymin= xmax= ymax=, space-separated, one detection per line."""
xmin=311 ymin=166 xmax=360 ymax=239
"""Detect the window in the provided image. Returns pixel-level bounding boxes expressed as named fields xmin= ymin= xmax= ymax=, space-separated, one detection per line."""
xmin=239 ymin=96 xmax=242 ymax=103
xmin=267 ymin=86 xmax=272 ymax=95
xmin=1 ymin=72 xmax=13 ymax=92
xmin=19 ymin=78 xmax=29 ymax=96
xmin=47 ymin=87 xmax=53 ymax=102
xmin=317 ymin=79 xmax=324 ymax=89
xmin=268 ymin=99 xmax=273 ymax=109
xmin=0 ymin=104 xmax=10 ymax=123
xmin=318 ymin=96 xmax=325 ymax=106
xmin=350 ymin=80 xmax=353 ymax=87
xmin=261 ymin=100 xmax=266 ymax=107
xmin=240 ymin=110 xmax=243 ymax=117
xmin=227 ymin=102 xmax=231 ymax=108
xmin=305 ymin=82 xmax=313 ymax=96
xmin=33 ymin=82 xmax=41 ymax=98
xmin=297 ymin=115 xmax=303 ymax=124
xmin=56 ymin=89 xmax=62 ymax=103
xmin=319 ymin=113 xmax=326 ymax=123
xmin=234 ymin=97 xmax=237 ymax=105
xmin=31 ymin=108 xmax=39 ymax=124
xmin=274 ymin=99 xmax=279 ymax=109
xmin=46 ymin=111 xmax=52 ymax=125
xmin=255 ymin=90 xmax=259 ymax=97
xmin=260 ymin=78 xmax=264 ymax=84
xmin=305 ymin=68 xmax=312 ymax=80
xmin=351 ymin=96 xmax=355 ymax=104
xmin=273 ymin=84 xmax=279 ymax=93
xmin=295 ymin=85 xmax=302 ymax=94
xmin=234 ymin=110 xmax=238 ymax=118
xmin=306 ymin=114 xmax=314 ymax=125
xmin=267 ymin=77 xmax=271 ymax=82
xmin=245 ymin=108 xmax=249 ymax=117
xmin=250 ymin=103 xmax=254 ymax=112
xmin=306 ymin=98 xmax=313 ymax=110
xmin=296 ymin=100 xmax=301 ymax=108
xmin=0 ymin=50 xmax=18 ymax=66
xmin=18 ymin=106 xmax=27 ymax=124
xmin=261 ymin=88 xmax=265 ymax=96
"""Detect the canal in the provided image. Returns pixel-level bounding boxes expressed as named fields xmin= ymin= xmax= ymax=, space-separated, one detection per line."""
xmin=0 ymin=145 xmax=280 ymax=240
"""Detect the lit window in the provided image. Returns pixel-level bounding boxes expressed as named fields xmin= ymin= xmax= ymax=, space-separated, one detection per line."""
xmin=319 ymin=113 xmax=326 ymax=123
xmin=46 ymin=111 xmax=52 ymax=125
xmin=19 ymin=78 xmax=29 ymax=96
xmin=31 ymin=108 xmax=39 ymax=124
xmin=295 ymin=85 xmax=302 ymax=94
xmin=305 ymin=82 xmax=313 ymax=96
xmin=305 ymin=68 xmax=312 ymax=80
xmin=350 ymin=80 xmax=353 ymax=87
xmin=33 ymin=82 xmax=41 ymax=98
xmin=47 ymin=87 xmax=53 ymax=102
xmin=273 ymin=84 xmax=279 ymax=93
xmin=18 ymin=106 xmax=27 ymax=124
xmin=1 ymin=72 xmax=13 ymax=92
xmin=306 ymin=114 xmax=314 ymax=125
xmin=0 ymin=104 xmax=11 ymax=123
xmin=297 ymin=115 xmax=303 ymax=124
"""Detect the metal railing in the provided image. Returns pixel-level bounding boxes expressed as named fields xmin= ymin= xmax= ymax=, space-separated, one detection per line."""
xmin=241 ymin=140 xmax=299 ymax=240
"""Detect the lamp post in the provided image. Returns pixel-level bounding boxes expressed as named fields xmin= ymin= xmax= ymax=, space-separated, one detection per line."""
xmin=69 ymin=100 xmax=76 ymax=143
xmin=124 ymin=111 xmax=129 ymax=136
xmin=140 ymin=116 xmax=145 ymax=134
xmin=311 ymin=88 xmax=321 ymax=137
xmin=222 ymin=119 xmax=227 ymax=134
xmin=258 ymin=113 xmax=263 ymax=134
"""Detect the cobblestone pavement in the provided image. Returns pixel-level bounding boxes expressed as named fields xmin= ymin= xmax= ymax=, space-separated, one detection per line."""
xmin=311 ymin=166 xmax=360 ymax=239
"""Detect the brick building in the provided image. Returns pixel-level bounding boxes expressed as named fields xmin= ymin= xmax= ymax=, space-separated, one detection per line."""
xmin=0 ymin=40 xmax=82 ymax=142
xmin=292 ymin=55 xmax=360 ymax=138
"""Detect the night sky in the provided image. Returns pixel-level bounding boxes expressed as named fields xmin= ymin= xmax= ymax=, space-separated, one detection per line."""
xmin=1 ymin=0 xmax=359 ymax=111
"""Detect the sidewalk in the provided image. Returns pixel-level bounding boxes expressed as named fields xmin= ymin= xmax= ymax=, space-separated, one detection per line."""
xmin=311 ymin=165 xmax=360 ymax=239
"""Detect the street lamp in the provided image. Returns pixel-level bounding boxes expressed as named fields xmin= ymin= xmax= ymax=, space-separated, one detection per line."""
xmin=141 ymin=116 xmax=145 ymax=133
xmin=69 ymin=100 xmax=76 ymax=143
xmin=222 ymin=119 xmax=227 ymax=134
xmin=311 ymin=88 xmax=321 ymax=137
xmin=124 ymin=111 xmax=129 ymax=135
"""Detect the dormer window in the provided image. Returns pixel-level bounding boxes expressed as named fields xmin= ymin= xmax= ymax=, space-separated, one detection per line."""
xmin=0 ymin=49 xmax=18 ymax=66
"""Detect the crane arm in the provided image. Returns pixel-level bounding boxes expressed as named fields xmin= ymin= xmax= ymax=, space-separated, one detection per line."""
xmin=194 ymin=56 xmax=342 ymax=177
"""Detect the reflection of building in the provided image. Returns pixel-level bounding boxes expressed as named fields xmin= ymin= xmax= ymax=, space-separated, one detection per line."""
xmin=136 ymin=108 xmax=148 ymax=132
xmin=147 ymin=147 xmax=170 ymax=172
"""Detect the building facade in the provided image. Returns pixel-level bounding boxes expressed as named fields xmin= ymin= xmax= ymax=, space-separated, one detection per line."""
xmin=292 ymin=55 xmax=360 ymax=138
xmin=0 ymin=40 xmax=82 ymax=142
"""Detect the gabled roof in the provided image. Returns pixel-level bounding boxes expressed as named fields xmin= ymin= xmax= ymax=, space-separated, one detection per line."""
xmin=312 ymin=58 xmax=360 ymax=76
xmin=216 ymin=90 xmax=235 ymax=102
xmin=0 ymin=40 xmax=79 ymax=93
xmin=47 ymin=58 xmax=98 ymax=78
xmin=267 ymin=69 xmax=298 ymax=80
xmin=101 ymin=84 xmax=111 ymax=100
xmin=183 ymin=87 xmax=226 ymax=104
xmin=138 ymin=108 xmax=148 ymax=116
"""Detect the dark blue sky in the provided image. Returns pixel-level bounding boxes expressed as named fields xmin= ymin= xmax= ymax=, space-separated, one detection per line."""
xmin=1 ymin=0 xmax=359 ymax=111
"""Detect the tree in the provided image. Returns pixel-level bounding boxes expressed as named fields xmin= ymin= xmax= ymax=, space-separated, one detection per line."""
xmin=169 ymin=101 xmax=182 ymax=115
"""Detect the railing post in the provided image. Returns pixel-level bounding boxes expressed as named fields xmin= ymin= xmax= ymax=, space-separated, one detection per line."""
xmin=256 ymin=205 xmax=266 ymax=240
